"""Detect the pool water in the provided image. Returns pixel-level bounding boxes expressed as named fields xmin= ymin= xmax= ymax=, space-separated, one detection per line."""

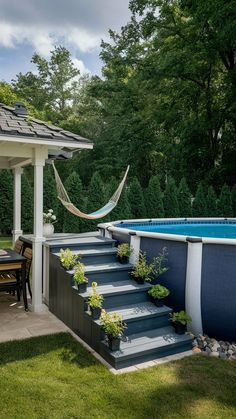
xmin=117 ymin=221 xmax=236 ymax=239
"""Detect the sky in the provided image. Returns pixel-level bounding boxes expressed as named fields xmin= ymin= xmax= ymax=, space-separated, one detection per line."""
xmin=0 ymin=0 xmax=131 ymax=82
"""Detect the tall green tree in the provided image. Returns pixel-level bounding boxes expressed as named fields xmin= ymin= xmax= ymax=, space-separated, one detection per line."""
xmin=231 ymin=185 xmax=236 ymax=217
xmin=145 ymin=176 xmax=164 ymax=218
xmin=21 ymin=173 xmax=33 ymax=233
xmin=163 ymin=177 xmax=179 ymax=218
xmin=206 ymin=186 xmax=218 ymax=217
xmin=218 ymin=184 xmax=233 ymax=217
xmin=0 ymin=170 xmax=13 ymax=234
xmin=13 ymin=46 xmax=80 ymax=121
xmin=128 ymin=177 xmax=146 ymax=218
xmin=192 ymin=183 xmax=207 ymax=217
xmin=62 ymin=172 xmax=85 ymax=233
xmin=86 ymin=172 xmax=106 ymax=230
xmin=177 ymin=178 xmax=192 ymax=218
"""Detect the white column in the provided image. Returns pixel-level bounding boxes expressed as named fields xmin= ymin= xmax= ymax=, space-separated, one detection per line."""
xmin=12 ymin=167 xmax=23 ymax=244
xmin=129 ymin=234 xmax=141 ymax=265
xmin=185 ymin=239 xmax=203 ymax=335
xmin=30 ymin=148 xmax=47 ymax=312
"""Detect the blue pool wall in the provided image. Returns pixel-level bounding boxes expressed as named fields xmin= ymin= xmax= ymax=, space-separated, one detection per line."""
xmin=140 ymin=238 xmax=187 ymax=311
xmin=201 ymin=244 xmax=236 ymax=341
xmin=99 ymin=218 xmax=236 ymax=341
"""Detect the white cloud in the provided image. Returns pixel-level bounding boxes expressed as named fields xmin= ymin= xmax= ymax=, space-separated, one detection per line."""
xmin=72 ymin=57 xmax=91 ymax=75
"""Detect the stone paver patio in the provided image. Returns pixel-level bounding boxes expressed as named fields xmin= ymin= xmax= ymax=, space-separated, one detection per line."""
xmin=0 ymin=293 xmax=68 ymax=343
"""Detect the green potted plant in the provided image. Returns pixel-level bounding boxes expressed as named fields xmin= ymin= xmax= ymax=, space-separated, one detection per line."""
xmin=100 ymin=309 xmax=127 ymax=351
xmin=73 ymin=262 xmax=88 ymax=293
xmin=117 ymin=243 xmax=133 ymax=264
xmin=43 ymin=209 xmax=57 ymax=237
xmin=153 ymin=247 xmax=169 ymax=278
xmin=148 ymin=284 xmax=170 ymax=307
xmin=131 ymin=251 xmax=154 ymax=284
xmin=59 ymin=248 xmax=80 ymax=270
xmin=88 ymin=282 xmax=104 ymax=319
xmin=170 ymin=310 xmax=192 ymax=334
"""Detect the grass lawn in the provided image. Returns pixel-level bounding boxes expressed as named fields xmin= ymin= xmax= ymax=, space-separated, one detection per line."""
xmin=0 ymin=333 xmax=235 ymax=419
xmin=0 ymin=236 xmax=12 ymax=248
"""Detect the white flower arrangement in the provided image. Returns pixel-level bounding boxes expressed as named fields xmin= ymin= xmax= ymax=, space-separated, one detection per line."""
xmin=43 ymin=209 xmax=57 ymax=224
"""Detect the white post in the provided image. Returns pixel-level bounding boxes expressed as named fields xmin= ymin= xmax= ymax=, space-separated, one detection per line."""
xmin=129 ymin=234 xmax=140 ymax=265
xmin=30 ymin=148 xmax=47 ymax=312
xmin=185 ymin=239 xmax=203 ymax=335
xmin=12 ymin=167 xmax=23 ymax=244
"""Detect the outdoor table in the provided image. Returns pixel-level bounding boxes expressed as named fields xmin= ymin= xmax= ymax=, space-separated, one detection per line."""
xmin=0 ymin=249 xmax=28 ymax=311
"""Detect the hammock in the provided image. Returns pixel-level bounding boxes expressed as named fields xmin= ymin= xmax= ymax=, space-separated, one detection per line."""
xmin=52 ymin=162 xmax=130 ymax=220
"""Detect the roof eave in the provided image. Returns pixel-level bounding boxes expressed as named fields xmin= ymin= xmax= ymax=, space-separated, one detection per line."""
xmin=0 ymin=134 xmax=93 ymax=150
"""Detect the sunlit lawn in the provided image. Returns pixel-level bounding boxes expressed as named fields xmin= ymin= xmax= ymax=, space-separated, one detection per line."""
xmin=0 ymin=236 xmax=12 ymax=248
xmin=0 ymin=333 xmax=235 ymax=419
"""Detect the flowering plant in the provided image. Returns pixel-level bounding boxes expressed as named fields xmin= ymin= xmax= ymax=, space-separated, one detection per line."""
xmin=100 ymin=309 xmax=127 ymax=339
xmin=73 ymin=262 xmax=88 ymax=284
xmin=88 ymin=282 xmax=104 ymax=309
xmin=43 ymin=209 xmax=57 ymax=224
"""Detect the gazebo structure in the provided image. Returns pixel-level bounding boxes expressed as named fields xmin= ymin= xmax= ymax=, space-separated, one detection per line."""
xmin=0 ymin=102 xmax=93 ymax=312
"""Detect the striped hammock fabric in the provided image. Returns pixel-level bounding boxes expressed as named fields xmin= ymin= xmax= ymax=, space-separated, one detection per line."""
xmin=52 ymin=162 xmax=130 ymax=220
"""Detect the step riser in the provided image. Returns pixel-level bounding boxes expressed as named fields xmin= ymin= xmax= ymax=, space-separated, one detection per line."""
xmin=101 ymin=341 xmax=192 ymax=369
xmin=124 ymin=315 xmax=171 ymax=336
xmin=80 ymin=254 xmax=118 ymax=265
xmin=51 ymin=242 xmax=115 ymax=253
xmin=103 ymin=290 xmax=150 ymax=309
xmin=85 ymin=269 xmax=131 ymax=285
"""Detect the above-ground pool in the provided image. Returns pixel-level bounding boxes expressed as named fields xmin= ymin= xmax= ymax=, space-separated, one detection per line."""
xmin=99 ymin=218 xmax=236 ymax=342
xmin=116 ymin=220 xmax=236 ymax=239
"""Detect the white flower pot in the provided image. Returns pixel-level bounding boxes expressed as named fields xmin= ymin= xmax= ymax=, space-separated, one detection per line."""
xmin=43 ymin=223 xmax=54 ymax=238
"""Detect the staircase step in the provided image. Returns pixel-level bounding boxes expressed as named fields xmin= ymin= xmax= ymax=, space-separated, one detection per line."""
xmin=53 ymin=247 xmax=118 ymax=265
xmin=80 ymin=280 xmax=151 ymax=308
xmin=69 ymin=262 xmax=133 ymax=284
xmin=49 ymin=236 xmax=115 ymax=251
xmin=102 ymin=302 xmax=172 ymax=335
xmin=100 ymin=326 xmax=192 ymax=369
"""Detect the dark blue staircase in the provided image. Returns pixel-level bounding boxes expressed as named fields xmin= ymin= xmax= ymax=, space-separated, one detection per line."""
xmin=50 ymin=234 xmax=192 ymax=369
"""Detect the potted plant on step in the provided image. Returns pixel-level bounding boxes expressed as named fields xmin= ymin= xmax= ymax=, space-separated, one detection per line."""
xmin=170 ymin=310 xmax=192 ymax=334
xmin=117 ymin=243 xmax=133 ymax=264
xmin=60 ymin=248 xmax=80 ymax=270
xmin=131 ymin=251 xmax=154 ymax=284
xmin=88 ymin=282 xmax=104 ymax=319
xmin=148 ymin=284 xmax=170 ymax=307
xmin=100 ymin=309 xmax=127 ymax=351
xmin=73 ymin=262 xmax=88 ymax=293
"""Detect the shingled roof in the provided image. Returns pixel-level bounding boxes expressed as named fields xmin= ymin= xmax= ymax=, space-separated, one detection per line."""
xmin=0 ymin=103 xmax=93 ymax=148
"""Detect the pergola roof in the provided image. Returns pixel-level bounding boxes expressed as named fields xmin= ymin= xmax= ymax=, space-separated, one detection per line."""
xmin=0 ymin=103 xmax=93 ymax=150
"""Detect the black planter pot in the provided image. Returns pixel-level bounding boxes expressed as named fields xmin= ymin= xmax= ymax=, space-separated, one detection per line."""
xmin=172 ymin=322 xmax=187 ymax=335
xmin=117 ymin=255 xmax=129 ymax=264
xmin=134 ymin=277 xmax=145 ymax=285
xmin=90 ymin=307 xmax=102 ymax=320
xmin=108 ymin=336 xmax=121 ymax=351
xmin=151 ymin=297 xmax=164 ymax=307
xmin=77 ymin=282 xmax=87 ymax=293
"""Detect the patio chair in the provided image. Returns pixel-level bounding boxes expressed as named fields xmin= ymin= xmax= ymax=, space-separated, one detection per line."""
xmin=13 ymin=239 xmax=24 ymax=255
xmin=0 ymin=246 xmax=32 ymax=302
xmin=0 ymin=270 xmax=21 ymax=301
xmin=22 ymin=247 xmax=32 ymax=299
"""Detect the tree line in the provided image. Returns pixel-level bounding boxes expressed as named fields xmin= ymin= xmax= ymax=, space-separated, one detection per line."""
xmin=0 ymin=0 xmax=235 ymax=229
xmin=1 ymin=167 xmax=235 ymax=235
